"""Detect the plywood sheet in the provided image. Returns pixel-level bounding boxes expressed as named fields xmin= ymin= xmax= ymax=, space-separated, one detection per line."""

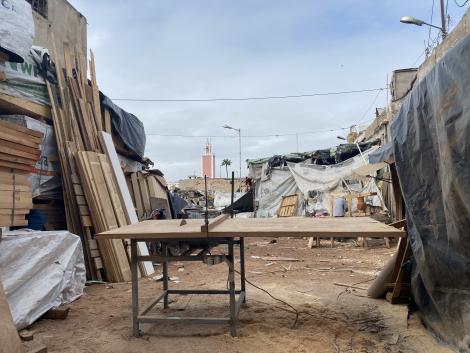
xmin=97 ymin=217 xmax=406 ymax=240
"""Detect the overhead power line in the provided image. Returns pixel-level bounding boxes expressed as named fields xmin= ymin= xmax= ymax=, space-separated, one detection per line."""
xmin=145 ymin=124 xmax=377 ymax=138
xmin=356 ymin=89 xmax=384 ymax=125
xmin=454 ymin=0 xmax=469 ymax=7
xmin=112 ymin=88 xmax=385 ymax=103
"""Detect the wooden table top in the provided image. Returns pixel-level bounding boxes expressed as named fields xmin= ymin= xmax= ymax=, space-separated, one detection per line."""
xmin=97 ymin=216 xmax=406 ymax=240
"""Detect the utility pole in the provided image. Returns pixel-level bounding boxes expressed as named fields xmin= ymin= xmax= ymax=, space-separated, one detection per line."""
xmin=238 ymin=129 xmax=242 ymax=187
xmin=222 ymin=124 xmax=242 ymax=189
xmin=440 ymin=0 xmax=447 ymax=38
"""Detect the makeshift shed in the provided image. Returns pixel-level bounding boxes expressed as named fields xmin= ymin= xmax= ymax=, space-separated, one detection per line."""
xmin=248 ymin=143 xmax=384 ymax=218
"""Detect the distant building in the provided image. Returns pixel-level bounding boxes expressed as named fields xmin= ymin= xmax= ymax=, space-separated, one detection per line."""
xmin=201 ymin=142 xmax=215 ymax=178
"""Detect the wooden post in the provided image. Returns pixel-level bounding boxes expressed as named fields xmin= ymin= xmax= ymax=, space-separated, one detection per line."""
xmin=0 ymin=280 xmax=23 ymax=353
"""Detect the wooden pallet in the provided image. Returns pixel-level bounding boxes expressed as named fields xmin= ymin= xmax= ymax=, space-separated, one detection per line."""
xmin=277 ymin=194 xmax=298 ymax=217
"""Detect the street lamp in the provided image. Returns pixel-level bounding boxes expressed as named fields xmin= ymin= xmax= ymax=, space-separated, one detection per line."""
xmin=222 ymin=124 xmax=242 ymax=187
xmin=400 ymin=0 xmax=447 ymax=38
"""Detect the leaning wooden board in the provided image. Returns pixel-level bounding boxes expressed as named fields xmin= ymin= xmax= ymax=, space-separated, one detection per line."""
xmin=97 ymin=217 xmax=406 ymax=240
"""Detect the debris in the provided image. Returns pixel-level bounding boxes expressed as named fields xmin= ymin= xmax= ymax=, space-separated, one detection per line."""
xmin=280 ymin=264 xmax=292 ymax=271
xmin=317 ymin=267 xmax=354 ymax=273
xmin=333 ymin=282 xmax=368 ymax=290
xmin=388 ymin=333 xmax=400 ymax=345
xmin=42 ymin=306 xmax=69 ymax=320
xmin=261 ymin=256 xmax=301 ymax=262
xmin=25 ymin=344 xmax=47 ymax=353
xmin=170 ymin=276 xmax=181 ymax=283
xmin=19 ymin=329 xmax=34 ymax=341
xmin=152 ymin=274 xmax=163 ymax=281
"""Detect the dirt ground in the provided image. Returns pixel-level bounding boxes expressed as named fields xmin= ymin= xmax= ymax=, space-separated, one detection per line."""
xmin=27 ymin=237 xmax=453 ymax=353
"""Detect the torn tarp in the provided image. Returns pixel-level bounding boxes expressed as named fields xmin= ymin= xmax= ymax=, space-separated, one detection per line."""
xmin=368 ymin=142 xmax=394 ymax=164
xmin=100 ymin=93 xmax=146 ymax=161
xmin=392 ymin=32 xmax=470 ymax=351
xmin=247 ymin=140 xmax=380 ymax=178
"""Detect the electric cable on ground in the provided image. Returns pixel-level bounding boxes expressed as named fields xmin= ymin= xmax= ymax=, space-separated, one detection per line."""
xmin=234 ymin=269 xmax=300 ymax=329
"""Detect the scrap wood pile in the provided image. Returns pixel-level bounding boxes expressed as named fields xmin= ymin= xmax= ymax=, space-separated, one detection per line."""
xmin=43 ymin=42 xmax=153 ymax=282
xmin=0 ymin=120 xmax=43 ymax=226
xmin=127 ymin=170 xmax=172 ymax=221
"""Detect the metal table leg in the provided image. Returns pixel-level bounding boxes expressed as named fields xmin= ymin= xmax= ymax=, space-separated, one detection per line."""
xmin=131 ymin=240 xmax=140 ymax=337
xmin=228 ymin=237 xmax=237 ymax=337
xmin=239 ymin=237 xmax=246 ymax=303
xmin=132 ymin=237 xmax=245 ymax=337
xmin=162 ymin=243 xmax=169 ymax=309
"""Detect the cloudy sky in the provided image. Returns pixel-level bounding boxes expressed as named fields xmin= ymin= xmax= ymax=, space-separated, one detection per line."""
xmin=70 ymin=0 xmax=467 ymax=181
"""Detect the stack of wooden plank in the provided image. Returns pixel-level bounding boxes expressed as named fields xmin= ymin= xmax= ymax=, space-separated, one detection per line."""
xmin=0 ymin=120 xmax=43 ymax=227
xmin=76 ymin=151 xmax=130 ymax=282
xmin=45 ymin=40 xmax=150 ymax=281
xmin=0 ymin=119 xmax=42 ymax=172
xmin=0 ymin=171 xmax=32 ymax=227
xmin=127 ymin=171 xmax=172 ymax=220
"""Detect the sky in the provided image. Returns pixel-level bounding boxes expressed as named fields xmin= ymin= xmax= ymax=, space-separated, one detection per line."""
xmin=69 ymin=0 xmax=468 ymax=181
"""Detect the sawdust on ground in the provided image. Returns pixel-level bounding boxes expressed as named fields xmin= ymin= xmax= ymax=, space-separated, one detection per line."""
xmin=28 ymin=237 xmax=453 ymax=353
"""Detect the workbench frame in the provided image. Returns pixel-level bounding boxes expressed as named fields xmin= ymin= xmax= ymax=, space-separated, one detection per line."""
xmin=130 ymin=237 xmax=246 ymax=337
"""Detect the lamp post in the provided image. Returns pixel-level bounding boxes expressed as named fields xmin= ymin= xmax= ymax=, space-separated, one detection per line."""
xmin=223 ymin=124 xmax=242 ymax=188
xmin=400 ymin=0 xmax=447 ymax=38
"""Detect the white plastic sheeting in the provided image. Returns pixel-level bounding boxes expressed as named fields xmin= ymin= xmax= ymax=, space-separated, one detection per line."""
xmin=255 ymin=168 xmax=300 ymax=218
xmin=0 ymin=0 xmax=34 ymax=62
xmin=0 ymin=50 xmax=49 ymax=106
xmin=0 ymin=230 xmax=86 ymax=329
xmin=213 ymin=192 xmax=245 ymax=208
xmin=253 ymin=149 xmax=384 ymax=217
xmin=287 ymin=150 xmax=375 ymax=195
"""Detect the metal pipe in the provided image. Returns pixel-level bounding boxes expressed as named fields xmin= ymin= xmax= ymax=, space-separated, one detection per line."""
xmin=440 ymin=0 xmax=447 ymax=38
xmin=204 ymin=175 xmax=209 ymax=231
xmin=163 ymin=243 xmax=169 ymax=308
xmin=230 ymin=171 xmax=235 ymax=218
xmin=131 ymin=240 xmax=140 ymax=337
xmin=238 ymin=129 xmax=242 ymax=188
xmin=240 ymin=237 xmax=246 ymax=302
xmin=228 ymin=238 xmax=237 ymax=337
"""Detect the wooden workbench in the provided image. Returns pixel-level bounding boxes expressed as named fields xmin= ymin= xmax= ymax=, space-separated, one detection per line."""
xmin=98 ymin=216 xmax=406 ymax=239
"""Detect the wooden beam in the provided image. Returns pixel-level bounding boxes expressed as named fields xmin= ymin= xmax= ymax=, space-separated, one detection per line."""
xmin=0 ymin=92 xmax=51 ymax=120
xmin=100 ymin=132 xmax=154 ymax=277
xmin=201 ymin=213 xmax=229 ymax=233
